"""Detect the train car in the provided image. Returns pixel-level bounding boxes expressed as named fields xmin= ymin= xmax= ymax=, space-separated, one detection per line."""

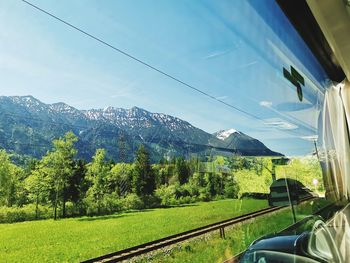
xmin=268 ymin=178 xmax=316 ymax=206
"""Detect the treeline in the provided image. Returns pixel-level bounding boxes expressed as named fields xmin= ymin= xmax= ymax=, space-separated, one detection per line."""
xmin=0 ymin=132 xmax=245 ymax=223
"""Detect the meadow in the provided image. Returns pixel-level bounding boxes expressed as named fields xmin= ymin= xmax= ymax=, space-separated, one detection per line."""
xmin=148 ymin=198 xmax=330 ymax=263
xmin=0 ymin=199 xmax=268 ymax=262
xmin=0 ymin=140 xmax=325 ymax=262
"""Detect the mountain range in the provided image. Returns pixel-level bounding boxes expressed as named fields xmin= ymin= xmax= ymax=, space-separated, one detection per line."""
xmin=0 ymin=96 xmax=282 ymax=161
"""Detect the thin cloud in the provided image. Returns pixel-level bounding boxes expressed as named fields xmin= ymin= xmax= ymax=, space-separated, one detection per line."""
xmin=264 ymin=118 xmax=298 ymax=130
xmin=204 ymin=49 xmax=233 ymax=60
xmin=259 ymin=100 xmax=272 ymax=107
xmin=203 ymin=43 xmax=240 ymax=60
xmin=234 ymin=61 xmax=258 ymax=70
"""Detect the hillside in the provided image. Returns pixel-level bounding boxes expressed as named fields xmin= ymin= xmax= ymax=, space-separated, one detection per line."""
xmin=0 ymin=96 xmax=281 ymax=161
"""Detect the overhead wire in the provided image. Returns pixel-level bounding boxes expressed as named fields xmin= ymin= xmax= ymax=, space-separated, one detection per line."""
xmin=20 ymin=0 xmax=281 ymax=125
xmin=16 ymin=0 xmax=319 ymax=144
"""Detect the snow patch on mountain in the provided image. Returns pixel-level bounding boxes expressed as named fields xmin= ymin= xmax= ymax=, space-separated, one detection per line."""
xmin=215 ymin=128 xmax=239 ymax=140
xmin=7 ymin=95 xmax=46 ymax=112
xmin=0 ymin=95 xmax=282 ymax=159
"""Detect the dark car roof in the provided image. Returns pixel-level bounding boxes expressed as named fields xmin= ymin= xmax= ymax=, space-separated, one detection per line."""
xmin=247 ymin=233 xmax=307 ymax=254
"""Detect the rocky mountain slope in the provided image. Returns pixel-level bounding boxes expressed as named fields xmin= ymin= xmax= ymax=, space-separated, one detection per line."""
xmin=0 ymin=96 xmax=281 ymax=161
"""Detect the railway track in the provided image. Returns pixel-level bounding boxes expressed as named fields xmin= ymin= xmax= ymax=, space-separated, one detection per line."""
xmin=82 ymin=199 xmax=315 ymax=263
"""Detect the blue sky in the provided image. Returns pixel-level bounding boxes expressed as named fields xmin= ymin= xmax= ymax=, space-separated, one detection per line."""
xmin=0 ymin=0 xmax=330 ymax=156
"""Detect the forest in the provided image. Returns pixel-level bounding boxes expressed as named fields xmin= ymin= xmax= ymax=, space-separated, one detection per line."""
xmin=0 ymin=132 xmax=324 ymax=223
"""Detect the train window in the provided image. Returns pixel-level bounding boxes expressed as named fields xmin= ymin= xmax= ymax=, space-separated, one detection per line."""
xmin=0 ymin=0 xmax=338 ymax=262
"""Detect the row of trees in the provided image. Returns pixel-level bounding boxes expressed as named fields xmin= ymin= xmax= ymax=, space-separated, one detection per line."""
xmin=0 ymin=132 xmax=243 ymax=222
xmin=1 ymin=131 xmax=324 ymax=224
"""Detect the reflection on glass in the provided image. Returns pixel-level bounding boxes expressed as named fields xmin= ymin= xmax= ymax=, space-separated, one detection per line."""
xmin=0 ymin=0 xmax=340 ymax=262
xmin=241 ymin=250 xmax=319 ymax=263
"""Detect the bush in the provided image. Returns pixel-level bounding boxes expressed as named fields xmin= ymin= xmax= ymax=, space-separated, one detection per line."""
xmin=155 ymin=185 xmax=176 ymax=206
xmin=101 ymin=194 xmax=123 ymax=214
xmin=65 ymin=201 xmax=76 ymax=217
xmin=142 ymin=195 xmax=160 ymax=208
xmin=83 ymin=194 xmax=123 ymax=216
xmin=183 ymin=183 xmax=200 ymax=197
xmin=0 ymin=206 xmax=27 ymax=223
xmin=122 ymin=194 xmax=144 ymax=210
xmin=155 ymin=184 xmax=200 ymax=206
xmin=83 ymin=196 xmax=99 ymax=216
xmin=0 ymin=204 xmax=50 ymax=223
xmin=198 ymin=189 xmax=211 ymax=202
xmin=224 ymin=181 xmax=240 ymax=199
xmin=174 ymin=186 xmax=190 ymax=199
xmin=69 ymin=201 xmax=86 ymax=216
xmin=28 ymin=204 xmax=50 ymax=219
xmin=177 ymin=196 xmax=195 ymax=205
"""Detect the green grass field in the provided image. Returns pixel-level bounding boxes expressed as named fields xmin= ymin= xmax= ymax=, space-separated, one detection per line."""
xmin=0 ymin=199 xmax=268 ymax=262
xmin=148 ymin=198 xmax=331 ymax=263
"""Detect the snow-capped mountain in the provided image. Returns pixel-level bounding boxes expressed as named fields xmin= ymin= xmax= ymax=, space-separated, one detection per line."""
xmin=0 ymin=96 xmax=281 ymax=161
xmin=213 ymin=128 xmax=280 ymax=156
xmin=82 ymin=106 xmax=195 ymax=133
xmin=214 ymin=128 xmax=239 ymax=140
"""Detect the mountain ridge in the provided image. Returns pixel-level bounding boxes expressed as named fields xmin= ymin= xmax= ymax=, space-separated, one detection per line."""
xmin=0 ymin=95 xmax=282 ymax=161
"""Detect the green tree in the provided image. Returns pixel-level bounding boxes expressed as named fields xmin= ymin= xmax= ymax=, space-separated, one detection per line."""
xmin=224 ymin=175 xmax=240 ymax=198
xmin=205 ymin=172 xmax=219 ymax=197
xmin=213 ymin=156 xmax=227 ymax=195
xmin=133 ymin=145 xmax=155 ymax=197
xmin=0 ymin=150 xmax=23 ymax=207
xmin=41 ymin=132 xmax=78 ymax=219
xmin=158 ymin=157 xmax=168 ymax=165
xmin=230 ymin=155 xmax=253 ymax=171
xmin=153 ymin=164 xmax=168 ymax=187
xmin=0 ymin=150 xmax=14 ymax=206
xmin=25 ymin=163 xmax=48 ymax=218
xmin=86 ymin=149 xmax=110 ymax=215
xmin=188 ymin=156 xmax=200 ymax=175
xmin=108 ymin=163 xmax=133 ymax=196
xmin=64 ymin=159 xmax=88 ymax=213
xmin=175 ymin=157 xmax=190 ymax=185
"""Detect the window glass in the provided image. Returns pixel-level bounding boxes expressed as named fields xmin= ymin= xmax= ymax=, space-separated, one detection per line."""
xmin=0 ymin=0 xmax=333 ymax=262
